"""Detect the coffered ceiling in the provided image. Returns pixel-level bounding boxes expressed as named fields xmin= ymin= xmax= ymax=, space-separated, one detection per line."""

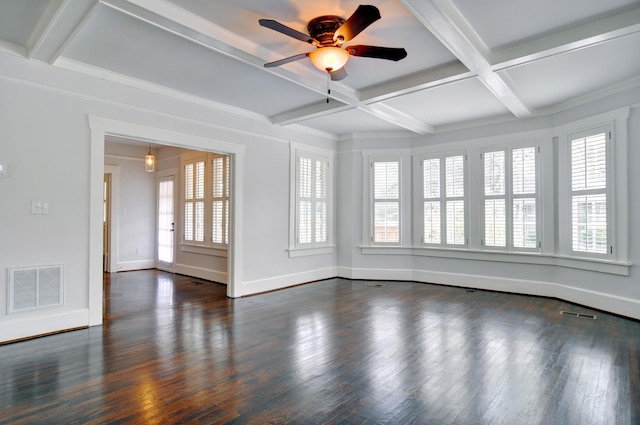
xmin=1 ymin=0 xmax=639 ymax=138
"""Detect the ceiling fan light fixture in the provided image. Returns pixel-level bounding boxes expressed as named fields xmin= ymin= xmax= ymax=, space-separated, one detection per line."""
xmin=308 ymin=47 xmax=349 ymax=72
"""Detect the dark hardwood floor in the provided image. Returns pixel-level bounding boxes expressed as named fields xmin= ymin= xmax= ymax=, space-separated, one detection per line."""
xmin=1 ymin=270 xmax=639 ymax=424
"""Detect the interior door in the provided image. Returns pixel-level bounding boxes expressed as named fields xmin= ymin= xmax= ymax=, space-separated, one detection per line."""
xmin=157 ymin=174 xmax=175 ymax=271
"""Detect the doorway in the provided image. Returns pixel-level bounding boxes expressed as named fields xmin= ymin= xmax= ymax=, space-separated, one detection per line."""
xmin=103 ymin=173 xmax=111 ymax=272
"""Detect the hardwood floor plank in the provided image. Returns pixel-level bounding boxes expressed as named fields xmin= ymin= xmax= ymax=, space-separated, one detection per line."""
xmin=1 ymin=270 xmax=639 ymax=424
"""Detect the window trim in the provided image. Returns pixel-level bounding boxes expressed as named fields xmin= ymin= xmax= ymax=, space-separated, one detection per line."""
xmin=288 ymin=142 xmax=335 ymax=257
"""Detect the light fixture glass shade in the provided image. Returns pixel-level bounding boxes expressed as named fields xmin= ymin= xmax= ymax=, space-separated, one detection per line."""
xmin=308 ymin=47 xmax=349 ymax=72
xmin=145 ymin=149 xmax=155 ymax=172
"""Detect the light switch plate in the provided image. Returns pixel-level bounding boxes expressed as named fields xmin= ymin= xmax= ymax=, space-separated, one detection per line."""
xmin=31 ymin=201 xmax=50 ymax=215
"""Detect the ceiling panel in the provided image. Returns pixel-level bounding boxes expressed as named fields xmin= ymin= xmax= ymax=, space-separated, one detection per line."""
xmin=62 ymin=5 xmax=325 ymax=117
xmin=451 ymin=0 xmax=639 ymax=50
xmin=384 ymin=78 xmax=511 ymax=127
xmin=502 ymin=32 xmax=640 ymax=110
xmin=0 ymin=0 xmax=49 ymax=46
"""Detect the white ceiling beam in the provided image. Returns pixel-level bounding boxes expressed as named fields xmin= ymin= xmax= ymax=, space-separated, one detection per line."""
xmin=270 ymin=102 xmax=354 ymax=126
xmin=360 ymin=62 xmax=472 ymax=104
xmin=400 ymin=0 xmax=532 ymax=119
xmin=362 ymin=103 xmax=435 ymax=134
xmin=492 ymin=7 xmax=640 ymax=71
xmin=27 ymin=0 xmax=97 ymax=64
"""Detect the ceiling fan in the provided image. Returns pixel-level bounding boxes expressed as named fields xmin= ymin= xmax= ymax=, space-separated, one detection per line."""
xmin=259 ymin=5 xmax=407 ymax=81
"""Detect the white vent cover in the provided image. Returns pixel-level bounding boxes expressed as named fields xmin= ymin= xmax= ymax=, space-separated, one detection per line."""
xmin=8 ymin=265 xmax=64 ymax=313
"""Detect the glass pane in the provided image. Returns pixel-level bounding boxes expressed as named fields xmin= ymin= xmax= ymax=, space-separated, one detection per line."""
xmin=374 ymin=162 xmax=399 ymax=199
xmin=484 ymin=199 xmax=506 ymax=247
xmin=195 ymin=201 xmax=204 ymax=242
xmin=446 ymin=200 xmax=465 ymax=245
xmin=572 ymin=133 xmax=606 ymax=191
xmin=513 ymin=198 xmax=537 ymax=248
xmin=195 ymin=161 xmax=205 ymax=199
xmin=184 ymin=203 xmax=193 ymax=241
xmin=484 ymin=151 xmax=505 ymax=196
xmin=513 ymin=147 xmax=536 ymax=194
xmin=212 ymin=157 xmax=224 ymax=198
xmin=445 ymin=156 xmax=464 ymax=197
xmin=423 ymin=201 xmax=441 ymax=244
xmin=316 ymin=159 xmax=327 ymax=199
xmin=423 ymin=159 xmax=440 ymax=198
xmin=374 ymin=201 xmax=399 ymax=243
xmin=184 ymin=163 xmax=193 ymax=199
xmin=316 ymin=201 xmax=327 ymax=243
xmin=299 ymin=157 xmax=311 ymax=198
xmin=212 ymin=200 xmax=224 ymax=244
xmin=572 ymin=194 xmax=607 ymax=253
xmin=158 ymin=179 xmax=174 ymax=263
xmin=299 ymin=200 xmax=312 ymax=244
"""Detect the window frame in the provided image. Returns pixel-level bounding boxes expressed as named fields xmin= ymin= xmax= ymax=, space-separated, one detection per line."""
xmin=288 ymin=142 xmax=335 ymax=257
xmin=480 ymin=143 xmax=541 ymax=253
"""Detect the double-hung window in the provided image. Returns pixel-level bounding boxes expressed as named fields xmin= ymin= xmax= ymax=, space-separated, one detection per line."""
xmin=290 ymin=144 xmax=333 ymax=255
xmin=482 ymin=145 xmax=539 ymax=252
xmin=569 ymin=127 xmax=609 ymax=256
xmin=183 ymin=152 xmax=229 ymax=247
xmin=421 ymin=154 xmax=466 ymax=247
xmin=372 ymin=160 xmax=400 ymax=244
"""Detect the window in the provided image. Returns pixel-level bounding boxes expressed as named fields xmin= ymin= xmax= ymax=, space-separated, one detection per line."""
xmin=482 ymin=146 xmax=539 ymax=251
xmin=290 ymin=144 xmax=333 ymax=255
xmin=421 ymin=154 xmax=466 ymax=247
xmin=570 ymin=129 xmax=609 ymax=255
xmin=297 ymin=154 xmax=328 ymax=246
xmin=182 ymin=153 xmax=229 ymax=247
xmin=372 ymin=160 xmax=400 ymax=244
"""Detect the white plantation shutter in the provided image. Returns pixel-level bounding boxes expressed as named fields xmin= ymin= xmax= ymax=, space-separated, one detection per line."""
xmin=421 ymin=154 xmax=466 ymax=247
xmin=211 ymin=155 xmax=229 ymax=244
xmin=423 ymin=159 xmax=441 ymax=244
xmin=296 ymin=154 xmax=329 ymax=246
xmin=571 ymin=131 xmax=608 ymax=253
xmin=183 ymin=153 xmax=230 ymax=247
xmin=512 ymin=147 xmax=537 ymax=248
xmin=373 ymin=161 xmax=400 ymax=243
xmin=445 ymin=156 xmax=465 ymax=245
xmin=483 ymin=151 xmax=506 ymax=247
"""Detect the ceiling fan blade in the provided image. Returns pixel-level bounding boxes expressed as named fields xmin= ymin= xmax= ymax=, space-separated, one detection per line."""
xmin=334 ymin=5 xmax=381 ymax=43
xmin=259 ymin=19 xmax=319 ymax=46
xmin=346 ymin=45 xmax=407 ymax=61
xmin=330 ymin=68 xmax=348 ymax=81
xmin=264 ymin=53 xmax=309 ymax=68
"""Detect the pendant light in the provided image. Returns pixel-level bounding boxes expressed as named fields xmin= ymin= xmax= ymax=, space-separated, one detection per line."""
xmin=145 ymin=144 xmax=155 ymax=172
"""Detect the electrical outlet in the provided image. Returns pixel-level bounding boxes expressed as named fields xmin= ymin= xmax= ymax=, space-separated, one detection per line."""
xmin=136 ymin=247 xmax=141 ymax=254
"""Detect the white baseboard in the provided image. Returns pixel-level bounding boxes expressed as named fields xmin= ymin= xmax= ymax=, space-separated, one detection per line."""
xmin=0 ymin=309 xmax=89 ymax=343
xmin=337 ymin=267 xmax=640 ymax=321
xmin=173 ymin=264 xmax=227 ymax=284
xmin=116 ymin=259 xmax=155 ymax=272
xmin=240 ymin=266 xmax=338 ymax=296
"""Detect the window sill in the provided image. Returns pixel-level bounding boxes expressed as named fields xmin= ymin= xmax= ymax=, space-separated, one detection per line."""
xmin=180 ymin=243 xmax=228 ymax=257
xmin=288 ymin=245 xmax=335 ymax=258
xmin=360 ymin=245 xmax=630 ymax=276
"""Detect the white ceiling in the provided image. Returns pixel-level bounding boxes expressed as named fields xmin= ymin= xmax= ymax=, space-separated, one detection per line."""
xmin=1 ymin=0 xmax=639 ymax=139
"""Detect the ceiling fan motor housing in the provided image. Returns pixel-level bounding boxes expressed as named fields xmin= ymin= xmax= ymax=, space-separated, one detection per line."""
xmin=307 ymin=15 xmax=345 ymax=46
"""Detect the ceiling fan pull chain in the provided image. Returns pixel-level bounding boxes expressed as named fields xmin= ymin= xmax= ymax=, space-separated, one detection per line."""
xmin=326 ymin=72 xmax=331 ymax=103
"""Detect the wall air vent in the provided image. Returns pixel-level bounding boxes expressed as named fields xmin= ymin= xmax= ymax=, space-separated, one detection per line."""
xmin=8 ymin=265 xmax=64 ymax=313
